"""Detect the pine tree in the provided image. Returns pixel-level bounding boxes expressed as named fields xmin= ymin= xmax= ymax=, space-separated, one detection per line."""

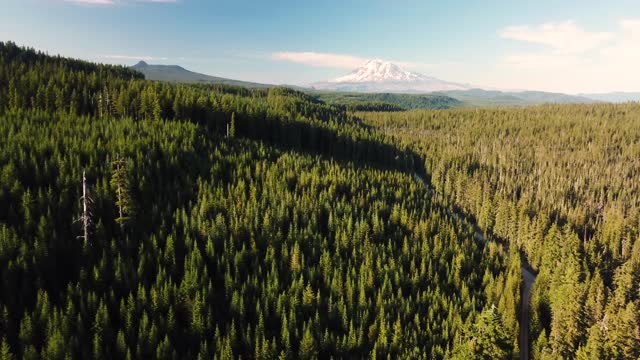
xmin=575 ymin=325 xmax=606 ymax=360
xmin=299 ymin=325 xmax=317 ymax=360
xmin=229 ymin=112 xmax=236 ymax=138
xmin=152 ymin=93 xmax=162 ymax=121
xmin=392 ymin=316 xmax=402 ymax=349
xmin=110 ymin=155 xmax=134 ymax=227
xmin=452 ymin=307 xmax=513 ymax=360
xmin=0 ymin=337 xmax=13 ymax=360
xmin=290 ymin=242 xmax=301 ymax=273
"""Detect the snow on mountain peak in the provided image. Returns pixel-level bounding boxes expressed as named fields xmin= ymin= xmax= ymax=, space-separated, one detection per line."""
xmin=314 ymin=59 xmax=470 ymax=93
xmin=330 ymin=59 xmax=424 ymax=83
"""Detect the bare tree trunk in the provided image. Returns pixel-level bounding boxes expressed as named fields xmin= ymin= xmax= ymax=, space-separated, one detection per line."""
xmin=83 ymin=171 xmax=87 ymax=243
xmin=80 ymin=170 xmax=90 ymax=244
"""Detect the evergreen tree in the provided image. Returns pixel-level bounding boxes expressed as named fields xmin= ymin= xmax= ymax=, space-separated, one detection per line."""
xmin=110 ymin=155 xmax=134 ymax=227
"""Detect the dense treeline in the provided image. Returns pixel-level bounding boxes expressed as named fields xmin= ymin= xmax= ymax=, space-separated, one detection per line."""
xmin=342 ymin=101 xmax=405 ymax=113
xmin=312 ymin=92 xmax=463 ymax=110
xmin=0 ymin=42 xmax=518 ymax=359
xmin=360 ymin=106 xmax=640 ymax=359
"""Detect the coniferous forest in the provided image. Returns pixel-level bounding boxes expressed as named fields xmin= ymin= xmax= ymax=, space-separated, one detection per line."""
xmin=0 ymin=41 xmax=638 ymax=359
xmin=359 ymin=108 xmax=640 ymax=359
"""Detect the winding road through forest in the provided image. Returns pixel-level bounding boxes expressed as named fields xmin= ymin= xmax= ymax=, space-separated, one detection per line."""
xmin=413 ymin=173 xmax=536 ymax=359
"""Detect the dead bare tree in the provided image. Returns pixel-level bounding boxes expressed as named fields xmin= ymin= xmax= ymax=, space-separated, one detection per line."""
xmin=77 ymin=170 xmax=93 ymax=244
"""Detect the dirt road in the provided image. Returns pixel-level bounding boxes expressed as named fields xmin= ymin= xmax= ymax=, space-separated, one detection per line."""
xmin=413 ymin=173 xmax=536 ymax=359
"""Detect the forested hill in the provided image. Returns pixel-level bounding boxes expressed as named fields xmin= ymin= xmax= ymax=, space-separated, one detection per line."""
xmin=131 ymin=61 xmax=272 ymax=88
xmin=0 ymin=41 xmax=521 ymax=359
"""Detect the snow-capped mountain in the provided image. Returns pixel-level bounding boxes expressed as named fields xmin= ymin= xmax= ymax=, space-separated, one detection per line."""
xmin=312 ymin=59 xmax=470 ymax=93
xmin=331 ymin=60 xmax=424 ymax=83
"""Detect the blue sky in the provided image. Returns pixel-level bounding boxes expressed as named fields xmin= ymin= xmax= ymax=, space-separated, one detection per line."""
xmin=2 ymin=0 xmax=640 ymax=93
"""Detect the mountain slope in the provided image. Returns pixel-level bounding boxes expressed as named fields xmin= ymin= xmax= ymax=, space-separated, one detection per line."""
xmin=131 ymin=61 xmax=272 ymax=88
xmin=312 ymin=60 xmax=469 ymax=93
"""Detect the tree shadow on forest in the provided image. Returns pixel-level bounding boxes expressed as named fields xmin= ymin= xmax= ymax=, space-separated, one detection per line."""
xmin=219 ymin=113 xmax=427 ymax=177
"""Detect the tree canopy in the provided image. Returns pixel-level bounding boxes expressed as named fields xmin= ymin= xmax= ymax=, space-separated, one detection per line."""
xmin=0 ymin=41 xmax=518 ymax=359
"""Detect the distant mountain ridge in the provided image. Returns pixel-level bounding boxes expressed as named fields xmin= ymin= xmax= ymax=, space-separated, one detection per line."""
xmin=130 ymin=60 xmax=640 ymax=107
xmin=310 ymin=60 xmax=604 ymax=105
xmin=579 ymin=92 xmax=640 ymax=103
xmin=131 ymin=61 xmax=272 ymax=88
xmin=438 ymin=89 xmax=595 ymax=106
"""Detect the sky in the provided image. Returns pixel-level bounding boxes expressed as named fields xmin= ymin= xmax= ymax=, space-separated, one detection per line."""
xmin=2 ymin=0 xmax=640 ymax=93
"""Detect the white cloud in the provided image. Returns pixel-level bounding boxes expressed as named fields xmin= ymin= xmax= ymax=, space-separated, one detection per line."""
xmin=497 ymin=19 xmax=640 ymax=93
xmin=271 ymin=51 xmax=433 ymax=71
xmin=501 ymin=53 xmax=585 ymax=70
xmin=619 ymin=19 xmax=640 ymax=36
xmin=499 ymin=20 xmax=612 ymax=54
